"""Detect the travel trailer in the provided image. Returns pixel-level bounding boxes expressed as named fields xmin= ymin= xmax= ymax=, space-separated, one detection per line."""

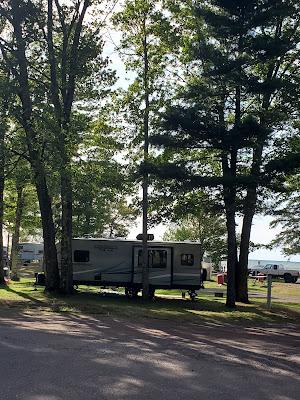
xmin=18 ymin=242 xmax=44 ymax=264
xmin=67 ymin=238 xmax=203 ymax=298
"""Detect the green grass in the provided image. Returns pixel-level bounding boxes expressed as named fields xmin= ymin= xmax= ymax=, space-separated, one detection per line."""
xmin=0 ymin=279 xmax=299 ymax=324
xmin=158 ymin=277 xmax=300 ymax=301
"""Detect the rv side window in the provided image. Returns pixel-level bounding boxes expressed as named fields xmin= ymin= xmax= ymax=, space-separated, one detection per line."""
xmin=138 ymin=250 xmax=167 ymax=268
xmin=181 ymin=254 xmax=194 ymax=266
xmin=74 ymin=250 xmax=89 ymax=262
xmin=150 ymin=250 xmax=167 ymax=268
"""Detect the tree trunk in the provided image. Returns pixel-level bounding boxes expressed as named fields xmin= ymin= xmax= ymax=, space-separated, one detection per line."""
xmin=33 ymin=157 xmax=60 ymax=291
xmin=224 ymin=192 xmax=237 ymax=308
xmin=142 ymin=17 xmax=150 ymax=299
xmin=0 ymin=119 xmax=5 ymax=285
xmin=46 ymin=0 xmax=90 ymax=294
xmin=11 ymin=0 xmax=60 ymax=291
xmin=237 ymin=145 xmax=263 ymax=302
xmin=10 ymin=185 xmax=25 ymax=281
xmin=237 ymin=41 xmax=275 ymax=301
xmin=142 ymin=175 xmax=150 ymax=299
xmin=59 ymin=156 xmax=73 ymax=294
xmin=236 ymin=196 xmax=254 ymax=303
xmin=222 ymin=151 xmax=238 ymax=308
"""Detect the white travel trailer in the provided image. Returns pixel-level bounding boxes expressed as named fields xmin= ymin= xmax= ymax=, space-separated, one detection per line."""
xmin=202 ymin=256 xmax=213 ymax=280
xmin=18 ymin=242 xmax=44 ymax=264
xmin=69 ymin=238 xmax=203 ymax=297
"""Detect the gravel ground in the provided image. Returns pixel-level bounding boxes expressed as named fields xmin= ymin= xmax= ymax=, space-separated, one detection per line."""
xmin=0 ymin=310 xmax=299 ymax=400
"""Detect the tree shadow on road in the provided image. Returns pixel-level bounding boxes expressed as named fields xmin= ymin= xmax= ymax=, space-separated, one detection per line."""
xmin=0 ymin=307 xmax=299 ymax=400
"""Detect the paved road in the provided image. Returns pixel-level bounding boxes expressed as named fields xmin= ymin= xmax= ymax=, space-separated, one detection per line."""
xmin=0 ymin=311 xmax=299 ymax=400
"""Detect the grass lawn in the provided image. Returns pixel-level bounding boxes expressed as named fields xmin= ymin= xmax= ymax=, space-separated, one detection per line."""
xmin=158 ymin=276 xmax=300 ymax=299
xmin=0 ymin=278 xmax=299 ymax=324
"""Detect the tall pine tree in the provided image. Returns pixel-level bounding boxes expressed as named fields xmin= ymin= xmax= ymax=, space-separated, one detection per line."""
xmin=150 ymin=0 xmax=300 ymax=306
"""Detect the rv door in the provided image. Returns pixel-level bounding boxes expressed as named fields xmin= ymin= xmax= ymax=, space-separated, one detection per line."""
xmin=133 ymin=247 xmax=172 ymax=287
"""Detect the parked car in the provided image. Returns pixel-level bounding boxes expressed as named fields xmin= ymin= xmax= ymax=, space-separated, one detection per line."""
xmin=249 ymin=264 xmax=299 ymax=283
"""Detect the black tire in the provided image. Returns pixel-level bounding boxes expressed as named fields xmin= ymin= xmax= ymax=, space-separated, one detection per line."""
xmin=284 ymin=273 xmax=292 ymax=283
xmin=149 ymin=288 xmax=155 ymax=299
xmin=188 ymin=290 xmax=197 ymax=301
xmin=125 ymin=287 xmax=139 ymax=299
xmin=291 ymin=276 xmax=298 ymax=284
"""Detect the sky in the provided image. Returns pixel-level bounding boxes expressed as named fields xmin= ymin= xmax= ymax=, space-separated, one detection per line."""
xmin=127 ymin=216 xmax=300 ymax=262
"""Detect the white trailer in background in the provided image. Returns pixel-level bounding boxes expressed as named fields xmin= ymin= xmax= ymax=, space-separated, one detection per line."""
xmin=18 ymin=242 xmax=44 ymax=264
xmin=68 ymin=238 xmax=203 ymax=298
xmin=202 ymin=256 xmax=213 ymax=280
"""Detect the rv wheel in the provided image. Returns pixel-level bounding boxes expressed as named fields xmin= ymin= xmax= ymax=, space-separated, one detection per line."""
xmin=125 ymin=287 xmax=139 ymax=299
xmin=188 ymin=290 xmax=197 ymax=301
xmin=149 ymin=288 xmax=155 ymax=300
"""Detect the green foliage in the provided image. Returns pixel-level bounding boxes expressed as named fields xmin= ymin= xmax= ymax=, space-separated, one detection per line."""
xmin=152 ymin=0 xmax=300 ymax=168
xmin=72 ymin=115 xmax=137 ymax=238
xmin=4 ymin=180 xmax=41 ymax=240
xmin=0 ymin=0 xmax=137 ymax=249
xmin=1 ymin=0 xmax=300 ymax=274
xmin=269 ymin=176 xmax=300 ymax=255
xmin=112 ymin=0 xmax=175 ymax=158
xmin=147 ymin=0 xmax=300 ymax=228
xmin=144 ymin=0 xmax=300 ymax=305
xmin=164 ymin=212 xmax=227 ymax=267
